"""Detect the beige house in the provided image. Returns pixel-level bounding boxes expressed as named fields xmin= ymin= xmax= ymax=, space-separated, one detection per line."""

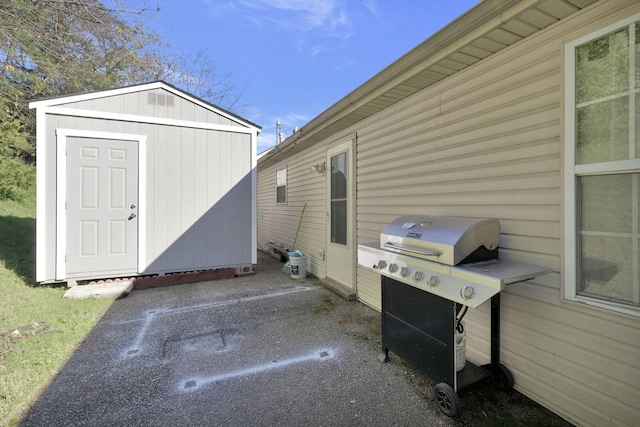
xmin=257 ymin=0 xmax=640 ymax=425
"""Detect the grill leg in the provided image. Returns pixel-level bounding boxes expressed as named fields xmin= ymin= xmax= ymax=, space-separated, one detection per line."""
xmin=379 ymin=348 xmax=390 ymax=363
xmin=490 ymin=293 xmax=500 ymax=375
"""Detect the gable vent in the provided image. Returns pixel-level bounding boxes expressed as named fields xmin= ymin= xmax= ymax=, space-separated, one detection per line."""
xmin=147 ymin=93 xmax=175 ymax=107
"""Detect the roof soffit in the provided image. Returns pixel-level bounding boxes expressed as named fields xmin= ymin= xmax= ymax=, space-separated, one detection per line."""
xmin=259 ymin=0 xmax=601 ymax=166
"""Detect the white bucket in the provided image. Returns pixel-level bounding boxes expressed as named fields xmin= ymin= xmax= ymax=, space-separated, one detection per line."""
xmin=289 ymin=252 xmax=306 ymax=279
xmin=455 ymin=320 xmax=466 ymax=372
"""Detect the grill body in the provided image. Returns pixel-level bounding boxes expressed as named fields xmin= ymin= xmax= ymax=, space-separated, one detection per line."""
xmin=360 ymin=215 xmax=549 ymax=308
xmin=358 ymin=215 xmax=550 ymax=416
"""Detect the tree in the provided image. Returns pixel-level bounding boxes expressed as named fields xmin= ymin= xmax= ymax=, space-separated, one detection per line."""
xmin=0 ymin=0 xmax=244 ymax=162
xmin=167 ymin=49 xmax=245 ymax=113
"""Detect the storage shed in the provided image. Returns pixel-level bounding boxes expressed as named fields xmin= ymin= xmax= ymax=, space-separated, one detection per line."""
xmin=257 ymin=0 xmax=640 ymax=426
xmin=30 ymin=81 xmax=260 ymax=285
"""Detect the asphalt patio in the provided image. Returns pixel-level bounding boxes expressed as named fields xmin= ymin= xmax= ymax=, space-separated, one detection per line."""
xmin=20 ymin=251 xmax=572 ymax=426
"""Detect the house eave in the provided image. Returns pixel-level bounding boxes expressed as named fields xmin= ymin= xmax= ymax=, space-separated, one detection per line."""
xmin=258 ymin=0 xmax=600 ymax=166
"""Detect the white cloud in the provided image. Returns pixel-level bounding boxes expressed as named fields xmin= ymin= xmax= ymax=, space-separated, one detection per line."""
xmin=203 ymin=0 xmax=378 ymax=55
xmin=239 ymin=0 xmax=337 ymax=29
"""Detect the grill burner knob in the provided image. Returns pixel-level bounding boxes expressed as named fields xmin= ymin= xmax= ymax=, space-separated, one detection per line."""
xmin=428 ymin=275 xmax=440 ymax=287
xmin=413 ymin=271 xmax=425 ymax=282
xmin=377 ymin=260 xmax=387 ymax=270
xmin=400 ymin=266 xmax=410 ymax=277
xmin=388 ymin=263 xmax=398 ymax=273
xmin=461 ymin=285 xmax=476 ymax=300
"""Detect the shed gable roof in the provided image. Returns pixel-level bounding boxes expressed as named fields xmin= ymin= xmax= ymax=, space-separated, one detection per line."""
xmin=29 ymin=81 xmax=260 ymax=130
xmin=259 ymin=0 xmax=600 ymax=165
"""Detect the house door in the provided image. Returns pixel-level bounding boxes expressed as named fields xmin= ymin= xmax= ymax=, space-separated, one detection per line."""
xmin=326 ymin=138 xmax=355 ymax=288
xmin=65 ymin=136 xmax=139 ymax=276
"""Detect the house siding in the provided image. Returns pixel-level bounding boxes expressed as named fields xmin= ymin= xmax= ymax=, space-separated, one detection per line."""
xmin=257 ymin=140 xmax=330 ymax=278
xmin=354 ymin=2 xmax=640 ymax=425
xmin=257 ymin=1 xmax=640 ymax=425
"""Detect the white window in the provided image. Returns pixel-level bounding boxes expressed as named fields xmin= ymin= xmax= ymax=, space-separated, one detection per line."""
xmin=276 ymin=166 xmax=287 ymax=204
xmin=564 ymin=14 xmax=640 ymax=316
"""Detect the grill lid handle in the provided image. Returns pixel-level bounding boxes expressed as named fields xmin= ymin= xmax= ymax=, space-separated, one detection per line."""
xmin=383 ymin=241 xmax=442 ymax=257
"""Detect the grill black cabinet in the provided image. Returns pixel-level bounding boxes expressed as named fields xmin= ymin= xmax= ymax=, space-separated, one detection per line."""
xmin=380 ymin=276 xmax=513 ymax=416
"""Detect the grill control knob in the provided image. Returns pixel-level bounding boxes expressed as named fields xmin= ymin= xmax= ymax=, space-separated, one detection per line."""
xmin=388 ymin=263 xmax=398 ymax=273
xmin=400 ymin=266 xmax=410 ymax=277
xmin=413 ymin=271 xmax=425 ymax=282
xmin=428 ymin=275 xmax=440 ymax=287
xmin=461 ymin=285 xmax=476 ymax=300
xmin=376 ymin=260 xmax=387 ymax=270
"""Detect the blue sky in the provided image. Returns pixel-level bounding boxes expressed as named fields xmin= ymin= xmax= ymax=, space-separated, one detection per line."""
xmin=145 ymin=1 xmax=479 ymax=153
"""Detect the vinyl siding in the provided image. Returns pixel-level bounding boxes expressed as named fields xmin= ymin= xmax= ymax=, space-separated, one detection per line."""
xmin=257 ymin=1 xmax=640 ymax=425
xmin=353 ymin=2 xmax=640 ymax=426
xmin=257 ymin=141 xmax=330 ymax=278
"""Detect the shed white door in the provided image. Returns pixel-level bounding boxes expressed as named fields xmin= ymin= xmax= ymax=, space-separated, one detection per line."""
xmin=65 ymin=137 xmax=138 ymax=276
xmin=325 ymin=138 xmax=355 ymax=288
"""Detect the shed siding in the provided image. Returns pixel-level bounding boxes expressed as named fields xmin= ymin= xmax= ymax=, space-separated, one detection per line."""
xmin=57 ymin=88 xmax=241 ymax=127
xmin=256 ymin=1 xmax=640 ymax=425
xmin=145 ymin=127 xmax=252 ymax=272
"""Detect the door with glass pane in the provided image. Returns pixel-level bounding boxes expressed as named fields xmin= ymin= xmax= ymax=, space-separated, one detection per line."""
xmin=326 ymin=139 xmax=354 ymax=288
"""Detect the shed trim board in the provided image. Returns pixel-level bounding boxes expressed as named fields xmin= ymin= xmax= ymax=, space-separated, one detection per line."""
xmin=55 ymin=129 xmax=148 ymax=280
xmin=40 ymin=106 xmax=257 ymax=135
xmin=256 ymin=1 xmax=640 ymax=425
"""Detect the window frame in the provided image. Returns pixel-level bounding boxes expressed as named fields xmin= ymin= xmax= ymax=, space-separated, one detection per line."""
xmin=563 ymin=13 xmax=640 ymax=317
xmin=276 ymin=166 xmax=287 ymax=204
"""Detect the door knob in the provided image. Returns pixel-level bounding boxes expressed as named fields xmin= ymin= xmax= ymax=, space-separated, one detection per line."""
xmin=128 ymin=213 xmax=137 ymax=220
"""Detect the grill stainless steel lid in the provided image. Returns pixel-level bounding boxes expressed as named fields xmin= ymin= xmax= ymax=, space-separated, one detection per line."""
xmin=358 ymin=215 xmax=550 ymax=308
xmin=380 ymin=215 xmax=500 ymax=266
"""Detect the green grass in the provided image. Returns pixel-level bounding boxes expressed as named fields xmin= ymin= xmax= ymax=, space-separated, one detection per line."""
xmin=0 ymin=197 xmax=113 ymax=425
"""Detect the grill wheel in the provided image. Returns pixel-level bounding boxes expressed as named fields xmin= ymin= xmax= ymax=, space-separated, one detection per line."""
xmin=434 ymin=382 xmax=461 ymax=417
xmin=481 ymin=363 xmax=515 ymax=392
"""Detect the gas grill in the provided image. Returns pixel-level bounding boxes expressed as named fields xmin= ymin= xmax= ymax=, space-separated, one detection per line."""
xmin=357 ymin=215 xmax=550 ymax=416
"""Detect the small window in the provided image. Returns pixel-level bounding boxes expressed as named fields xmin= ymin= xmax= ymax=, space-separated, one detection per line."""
xmin=564 ymin=15 xmax=640 ymax=316
xmin=276 ymin=167 xmax=287 ymax=204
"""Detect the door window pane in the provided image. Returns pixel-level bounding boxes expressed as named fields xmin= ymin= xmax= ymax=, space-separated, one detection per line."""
xmin=330 ymin=152 xmax=347 ymax=245
xmin=276 ymin=167 xmax=287 ymax=204
xmin=331 ymin=200 xmax=347 ymax=245
xmin=331 ymin=153 xmax=347 ymax=199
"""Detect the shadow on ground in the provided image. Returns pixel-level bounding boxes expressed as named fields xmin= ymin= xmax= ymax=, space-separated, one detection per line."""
xmin=0 ymin=215 xmax=35 ymax=284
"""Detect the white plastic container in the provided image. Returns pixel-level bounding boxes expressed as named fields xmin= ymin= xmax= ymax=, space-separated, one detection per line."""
xmin=455 ymin=320 xmax=466 ymax=372
xmin=288 ymin=252 xmax=306 ymax=279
